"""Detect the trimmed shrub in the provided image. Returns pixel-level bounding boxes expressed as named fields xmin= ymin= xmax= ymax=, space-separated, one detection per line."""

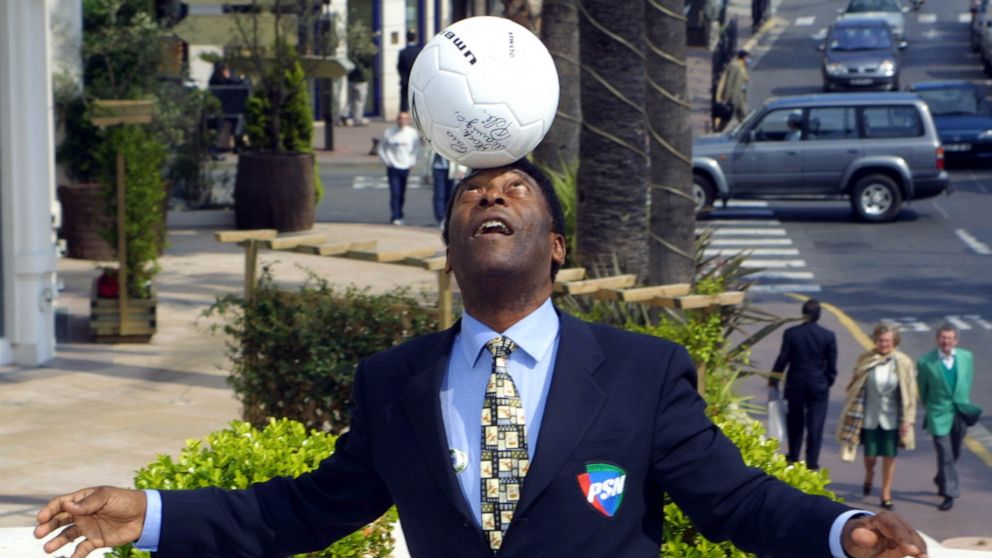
xmin=204 ymin=267 xmax=438 ymax=434
xmin=107 ymin=418 xmax=395 ymax=558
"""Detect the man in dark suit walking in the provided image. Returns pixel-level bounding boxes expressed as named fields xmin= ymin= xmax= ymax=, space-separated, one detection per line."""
xmin=36 ymin=160 xmax=925 ymax=558
xmin=397 ymin=31 xmax=421 ymax=112
xmin=770 ymin=299 xmax=838 ymax=471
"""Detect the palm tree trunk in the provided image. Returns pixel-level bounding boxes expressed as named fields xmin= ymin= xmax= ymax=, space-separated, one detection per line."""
xmin=532 ymin=0 xmax=580 ymax=173
xmin=645 ymin=0 xmax=695 ymax=284
xmin=575 ymin=0 xmax=648 ymax=278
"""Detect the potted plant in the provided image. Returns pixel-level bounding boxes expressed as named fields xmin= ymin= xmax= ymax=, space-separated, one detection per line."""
xmin=226 ymin=0 xmax=338 ymax=232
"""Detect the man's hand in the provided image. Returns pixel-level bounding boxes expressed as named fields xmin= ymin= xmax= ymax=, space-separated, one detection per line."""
xmin=34 ymin=486 xmax=147 ymax=558
xmin=842 ymin=512 xmax=928 ymax=558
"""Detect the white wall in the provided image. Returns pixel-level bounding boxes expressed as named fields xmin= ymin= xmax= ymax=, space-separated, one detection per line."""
xmin=0 ymin=0 xmax=59 ymax=365
xmin=381 ymin=0 xmax=407 ymax=120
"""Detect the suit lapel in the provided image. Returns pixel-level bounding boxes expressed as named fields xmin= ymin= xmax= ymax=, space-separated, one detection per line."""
xmin=514 ymin=313 xmax=606 ymax=518
xmin=400 ymin=323 xmax=476 ymax=523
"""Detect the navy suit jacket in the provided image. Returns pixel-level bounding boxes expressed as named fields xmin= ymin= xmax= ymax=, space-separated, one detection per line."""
xmin=156 ymin=312 xmax=850 ymax=557
xmin=772 ymin=321 xmax=838 ymax=402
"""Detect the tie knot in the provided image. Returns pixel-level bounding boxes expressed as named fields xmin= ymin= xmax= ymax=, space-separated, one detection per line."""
xmin=486 ymin=336 xmax=517 ymax=359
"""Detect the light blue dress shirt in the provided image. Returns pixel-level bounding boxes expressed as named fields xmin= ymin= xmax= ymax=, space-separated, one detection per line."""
xmin=440 ymin=298 xmax=560 ymax=527
xmin=136 ymin=296 xmax=861 ymax=555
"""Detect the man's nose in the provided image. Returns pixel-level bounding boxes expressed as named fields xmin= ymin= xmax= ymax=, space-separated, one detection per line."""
xmin=479 ymin=188 xmax=506 ymax=206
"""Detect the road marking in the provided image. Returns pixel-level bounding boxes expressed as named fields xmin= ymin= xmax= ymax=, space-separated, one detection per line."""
xmin=944 ymin=315 xmax=972 ymax=331
xmin=931 ymin=200 xmax=950 ymax=219
xmin=960 ymin=13 xmax=974 ymax=24
xmin=741 ymin=259 xmax=807 ymax=268
xmin=353 ymin=176 xmax=423 ymax=190
xmin=969 ymin=172 xmax=988 ymax=193
xmin=812 ymin=29 xmax=827 ymax=41
xmin=918 ymin=13 xmax=937 ymax=24
xmin=795 ymin=16 xmax=815 ymax=26
xmin=793 ymin=295 xmax=992 ymax=470
xmin=704 ymin=248 xmax=800 ymax=257
xmin=955 ymin=228 xmax=992 ymax=255
xmin=711 ymin=228 xmax=787 ymax=236
xmin=750 ymin=270 xmax=815 ymax=280
xmin=882 ymin=317 xmax=932 ymax=333
xmin=705 ymin=219 xmax=782 ymax=226
xmin=965 ymin=314 xmax=992 ymax=329
xmin=710 ymin=238 xmax=793 ymax=246
xmin=751 ymin=283 xmax=822 ymax=293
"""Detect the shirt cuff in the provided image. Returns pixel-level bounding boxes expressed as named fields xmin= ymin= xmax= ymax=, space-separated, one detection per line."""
xmin=134 ymin=489 xmax=162 ymax=551
xmin=829 ymin=509 xmax=874 ymax=558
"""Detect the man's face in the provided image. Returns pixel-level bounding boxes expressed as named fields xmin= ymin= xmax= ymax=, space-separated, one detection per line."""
xmin=397 ymin=112 xmax=411 ymax=128
xmin=445 ymin=167 xmax=565 ymax=284
xmin=937 ymin=330 xmax=958 ymax=354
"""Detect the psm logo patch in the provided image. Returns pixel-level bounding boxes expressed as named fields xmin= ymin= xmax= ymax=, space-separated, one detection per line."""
xmin=577 ymin=463 xmax=627 ymax=518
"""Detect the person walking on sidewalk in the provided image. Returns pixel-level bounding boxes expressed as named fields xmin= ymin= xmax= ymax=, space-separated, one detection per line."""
xmin=715 ymin=49 xmax=750 ymax=132
xmin=35 ymin=159 xmax=930 ymax=558
xmin=917 ymin=325 xmax=981 ymax=511
xmin=377 ymin=111 xmax=422 ymax=225
xmin=397 ymin=31 xmax=421 ymax=112
xmin=837 ymin=324 xmax=917 ymax=511
xmin=769 ymin=299 xmax=837 ymax=471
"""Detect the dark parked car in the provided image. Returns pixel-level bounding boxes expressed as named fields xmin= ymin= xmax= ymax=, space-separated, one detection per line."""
xmin=909 ymin=81 xmax=992 ymax=165
xmin=821 ymin=18 xmax=904 ymax=92
xmin=838 ymin=0 xmax=908 ymax=41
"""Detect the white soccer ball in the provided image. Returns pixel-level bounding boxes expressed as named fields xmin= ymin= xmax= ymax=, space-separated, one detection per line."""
xmin=408 ymin=16 xmax=560 ymax=169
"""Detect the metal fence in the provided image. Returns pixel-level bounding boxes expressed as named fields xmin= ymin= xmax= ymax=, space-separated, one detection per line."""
xmin=710 ymin=17 xmax=738 ymax=130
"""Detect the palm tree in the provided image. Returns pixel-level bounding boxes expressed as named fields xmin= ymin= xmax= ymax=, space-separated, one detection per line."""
xmin=532 ymin=0 xmax=580 ymax=173
xmin=575 ymin=0 xmax=648 ymax=278
xmin=645 ymin=0 xmax=695 ymax=284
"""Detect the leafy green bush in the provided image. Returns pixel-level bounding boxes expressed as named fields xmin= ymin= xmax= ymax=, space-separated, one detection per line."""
xmin=107 ymin=418 xmax=396 ymax=558
xmin=245 ymin=60 xmax=313 ymax=154
xmin=97 ymin=124 xmax=167 ymax=298
xmin=661 ymin=414 xmax=838 ymax=557
xmin=204 ymin=267 xmax=438 ymax=433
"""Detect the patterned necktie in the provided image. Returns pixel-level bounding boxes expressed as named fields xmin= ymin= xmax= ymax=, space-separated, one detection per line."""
xmin=480 ymin=336 xmax=528 ymax=552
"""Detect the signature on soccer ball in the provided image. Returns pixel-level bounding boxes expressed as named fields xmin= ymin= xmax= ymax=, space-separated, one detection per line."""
xmin=449 ymin=112 xmax=512 ymax=154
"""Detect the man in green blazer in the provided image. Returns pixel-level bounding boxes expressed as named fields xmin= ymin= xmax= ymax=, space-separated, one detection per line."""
xmin=917 ymin=325 xmax=976 ymax=511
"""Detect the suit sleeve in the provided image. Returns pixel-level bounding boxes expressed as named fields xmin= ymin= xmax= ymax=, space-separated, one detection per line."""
xmin=650 ymin=345 xmax=850 ymax=558
xmin=155 ymin=363 xmax=393 ymax=557
xmin=826 ymin=332 xmax=838 ymax=387
xmin=770 ymin=330 xmax=791 ymax=386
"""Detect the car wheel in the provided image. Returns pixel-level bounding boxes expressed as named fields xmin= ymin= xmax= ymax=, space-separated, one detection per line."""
xmin=890 ymin=78 xmax=900 ymax=92
xmin=851 ymin=174 xmax=903 ymax=223
xmin=693 ymin=174 xmax=716 ymax=219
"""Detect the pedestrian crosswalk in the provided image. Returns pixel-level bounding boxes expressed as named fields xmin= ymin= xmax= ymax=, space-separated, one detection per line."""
xmin=353 ymin=175 xmax=424 ymax=189
xmin=799 ymin=13 xmax=972 ymax=27
xmin=699 ymin=201 xmax=822 ymax=294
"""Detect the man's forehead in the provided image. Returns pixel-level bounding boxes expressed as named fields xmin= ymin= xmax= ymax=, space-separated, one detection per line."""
xmin=462 ymin=167 xmax=537 ymax=187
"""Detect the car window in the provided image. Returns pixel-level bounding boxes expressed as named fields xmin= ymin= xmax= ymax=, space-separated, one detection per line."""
xmin=861 ymin=106 xmax=924 ymax=138
xmin=846 ymin=0 xmax=900 ymax=13
xmin=829 ymin=26 xmax=893 ymax=50
xmin=915 ymin=87 xmax=981 ymax=115
xmin=751 ymin=109 xmax=804 ymax=142
xmin=808 ymin=107 xmax=859 ymax=140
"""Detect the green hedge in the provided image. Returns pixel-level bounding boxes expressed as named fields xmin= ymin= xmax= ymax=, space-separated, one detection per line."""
xmin=107 ymin=418 xmax=395 ymax=558
xmin=204 ymin=267 xmax=438 ymax=434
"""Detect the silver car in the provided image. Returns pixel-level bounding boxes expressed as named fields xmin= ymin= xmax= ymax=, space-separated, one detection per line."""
xmin=691 ymin=93 xmax=950 ymax=222
xmin=838 ymin=0 xmax=909 ymax=42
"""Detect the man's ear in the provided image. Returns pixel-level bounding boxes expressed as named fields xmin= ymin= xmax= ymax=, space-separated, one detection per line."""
xmin=444 ymin=247 xmax=452 ymax=274
xmin=551 ymin=233 xmax=566 ymax=267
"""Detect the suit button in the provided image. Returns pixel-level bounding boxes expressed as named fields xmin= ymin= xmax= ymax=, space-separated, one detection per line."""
xmin=463 ymin=521 xmax=472 ymax=529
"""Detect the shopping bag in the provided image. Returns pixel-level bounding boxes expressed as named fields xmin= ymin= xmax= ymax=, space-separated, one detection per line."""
xmin=767 ymin=386 xmax=787 ymax=442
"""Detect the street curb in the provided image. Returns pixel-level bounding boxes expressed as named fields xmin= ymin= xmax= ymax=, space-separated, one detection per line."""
xmin=742 ymin=16 xmax=787 ymax=53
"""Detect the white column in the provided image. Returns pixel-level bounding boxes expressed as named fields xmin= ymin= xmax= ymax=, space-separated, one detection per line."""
xmin=0 ymin=0 xmax=59 ymax=365
xmin=381 ymin=0 xmax=407 ymax=120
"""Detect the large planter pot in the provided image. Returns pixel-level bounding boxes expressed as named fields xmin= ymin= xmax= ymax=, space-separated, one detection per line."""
xmin=57 ymin=183 xmax=115 ymax=260
xmin=234 ymin=152 xmax=315 ymax=232
xmin=89 ymin=277 xmax=156 ymax=343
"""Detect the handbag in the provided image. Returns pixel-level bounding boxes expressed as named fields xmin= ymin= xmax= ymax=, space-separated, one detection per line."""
xmin=955 ymin=402 xmax=983 ymax=427
xmin=712 ymin=100 xmax=734 ymax=121
xmin=766 ymin=386 xmax=787 ymax=442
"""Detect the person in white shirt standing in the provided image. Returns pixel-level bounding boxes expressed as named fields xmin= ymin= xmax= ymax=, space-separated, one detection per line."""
xmin=377 ymin=112 xmax=422 ymax=225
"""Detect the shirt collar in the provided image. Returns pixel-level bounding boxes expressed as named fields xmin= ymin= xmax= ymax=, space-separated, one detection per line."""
xmin=458 ymin=298 xmax=559 ymax=367
xmin=940 ymin=348 xmax=956 ymax=360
